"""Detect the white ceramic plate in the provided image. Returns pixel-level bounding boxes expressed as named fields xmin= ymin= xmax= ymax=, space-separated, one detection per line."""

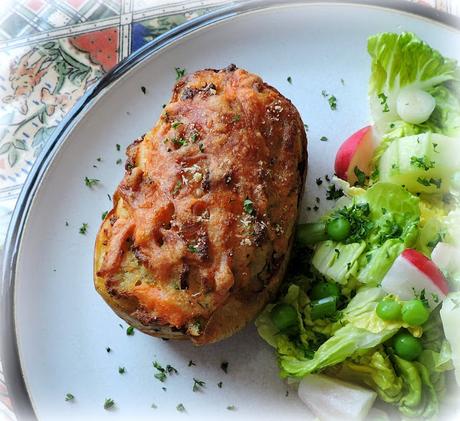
xmin=3 ymin=1 xmax=460 ymax=420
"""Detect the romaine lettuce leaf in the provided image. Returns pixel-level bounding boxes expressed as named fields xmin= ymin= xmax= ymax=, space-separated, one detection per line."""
xmin=312 ymin=183 xmax=420 ymax=286
xmin=277 ymin=288 xmax=402 ymax=377
xmin=368 ymin=32 xmax=459 ymax=134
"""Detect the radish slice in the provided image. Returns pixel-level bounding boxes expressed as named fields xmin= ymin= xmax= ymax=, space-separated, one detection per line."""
xmin=396 ymin=87 xmax=436 ymax=125
xmin=334 ymin=125 xmax=375 ymax=184
xmin=380 ymin=249 xmax=448 ymax=309
xmin=298 ymin=374 xmax=377 ymax=421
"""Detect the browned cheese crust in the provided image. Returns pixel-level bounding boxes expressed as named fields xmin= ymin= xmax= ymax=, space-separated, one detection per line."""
xmin=94 ymin=65 xmax=307 ymax=344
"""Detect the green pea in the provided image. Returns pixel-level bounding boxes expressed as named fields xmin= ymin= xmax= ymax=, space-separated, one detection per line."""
xmin=376 ymin=300 xmax=402 ymax=321
xmin=393 ymin=332 xmax=423 ymax=361
xmin=270 ymin=303 xmax=298 ymax=332
xmin=310 ymin=282 xmax=340 ymax=301
xmin=326 ymin=217 xmax=351 ymax=242
xmin=311 ymin=296 xmax=337 ymax=320
xmin=401 ymin=300 xmax=430 ymax=326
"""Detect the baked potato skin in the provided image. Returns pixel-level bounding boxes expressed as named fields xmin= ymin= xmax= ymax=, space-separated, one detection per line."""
xmin=94 ymin=65 xmax=307 ymax=344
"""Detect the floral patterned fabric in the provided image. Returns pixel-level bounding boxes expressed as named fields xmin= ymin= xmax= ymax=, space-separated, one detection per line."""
xmin=0 ymin=0 xmax=458 ymax=419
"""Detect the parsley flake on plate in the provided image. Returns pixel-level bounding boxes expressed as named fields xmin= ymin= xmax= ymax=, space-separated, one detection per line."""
xmin=175 ymin=67 xmax=186 ymax=80
xmin=221 ymin=361 xmax=229 ymax=373
xmin=65 ymin=393 xmax=74 ymax=402
xmin=79 ymin=223 xmax=88 ymax=235
xmin=84 ymin=177 xmax=99 ymax=188
xmin=104 ymin=398 xmax=115 ymax=410
xmin=192 ymin=378 xmax=206 ymax=392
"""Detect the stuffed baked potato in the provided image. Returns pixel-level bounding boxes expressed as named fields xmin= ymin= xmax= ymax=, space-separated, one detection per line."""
xmin=94 ymin=65 xmax=307 ymax=344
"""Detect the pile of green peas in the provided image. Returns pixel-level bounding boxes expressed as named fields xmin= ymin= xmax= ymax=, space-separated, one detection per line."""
xmin=295 ymin=216 xmax=351 ymax=246
xmin=270 ymin=282 xmax=341 ymax=334
xmin=376 ymin=297 xmax=430 ymax=361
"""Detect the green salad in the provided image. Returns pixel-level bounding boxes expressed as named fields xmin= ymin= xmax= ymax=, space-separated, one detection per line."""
xmin=256 ymin=32 xmax=460 ymax=420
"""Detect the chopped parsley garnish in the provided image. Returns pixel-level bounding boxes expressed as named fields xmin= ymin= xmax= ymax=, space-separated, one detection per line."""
xmin=232 ymin=114 xmax=241 ymax=122
xmin=106 ymin=347 xmax=111 ymax=353
xmin=175 ymin=67 xmax=186 ymax=80
xmin=340 ymin=78 xmax=345 ymax=85
xmin=172 ymin=137 xmax=187 ymax=147
xmin=153 ymin=361 xmax=167 ymax=382
xmin=65 ymin=221 xmax=69 ymax=227
xmin=65 ymin=393 xmax=74 ymax=401
xmin=192 ymin=378 xmax=206 ymax=392
xmin=427 ymin=232 xmax=446 ymax=249
xmin=433 ymin=143 xmax=439 ymax=152
xmin=199 ymin=143 xmax=205 ymax=153
xmin=243 ymin=199 xmax=254 ymax=215
xmin=326 ymin=185 xmax=344 ymax=200
xmin=287 ymin=76 xmax=292 ymax=84
xmin=320 ymin=136 xmax=328 ymax=142
xmin=417 ymin=177 xmax=431 ymax=187
xmin=370 ymin=168 xmax=380 ymax=182
xmin=353 ymin=166 xmax=366 ymax=186
xmin=321 ymin=90 xmax=337 ymax=110
xmin=331 ymin=202 xmax=373 ymax=244
xmin=410 ymin=155 xmax=435 ymax=171
xmin=188 ymin=244 xmax=198 ymax=253
xmin=173 ymin=180 xmax=182 ymax=196
xmin=176 ymin=403 xmax=186 ymax=412
xmin=79 ymin=223 xmax=88 ymax=235
xmin=171 ymin=120 xmax=182 ymax=129
xmin=417 ymin=177 xmax=442 ymax=189
xmin=116 ymin=158 xmax=122 ymax=165
xmin=221 ymin=361 xmax=229 ymax=373
xmin=118 ymin=366 xmax=126 ymax=374
xmin=116 ymin=144 xmax=121 ymax=151
xmin=315 ymin=177 xmax=323 ymax=186
xmin=97 ymin=157 xmax=102 ymax=162
xmin=126 ymin=326 xmax=134 ymax=336
xmin=328 ymin=95 xmax=337 ymax=110
xmin=141 ymin=86 xmax=147 ymax=94
xmin=107 ymin=194 xmax=112 ymax=202
xmin=151 ymin=403 xmax=157 ymax=409
xmin=166 ymin=365 xmax=178 ymax=375
xmin=84 ymin=177 xmax=99 ymax=188
xmin=188 ymin=360 xmax=196 ymax=367
xmin=227 ymin=405 xmax=236 ymax=411
xmin=377 ymin=92 xmax=390 ymax=112
xmin=217 ymin=381 xmax=223 ymax=388
xmin=190 ymin=131 xmax=199 ymax=143
xmin=303 ymin=123 xmax=309 ymax=131
xmin=104 ymin=398 xmax=115 ymax=410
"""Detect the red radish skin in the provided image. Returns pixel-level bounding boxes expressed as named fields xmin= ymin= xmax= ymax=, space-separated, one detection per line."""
xmin=402 ymin=249 xmax=449 ymax=295
xmin=335 ymin=125 xmax=374 ymax=183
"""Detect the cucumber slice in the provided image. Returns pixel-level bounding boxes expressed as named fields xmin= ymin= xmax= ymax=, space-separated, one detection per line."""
xmin=379 ymin=133 xmax=460 ymax=193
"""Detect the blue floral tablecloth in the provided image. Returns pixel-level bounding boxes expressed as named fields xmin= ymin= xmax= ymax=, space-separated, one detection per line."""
xmin=0 ymin=0 xmax=458 ymax=419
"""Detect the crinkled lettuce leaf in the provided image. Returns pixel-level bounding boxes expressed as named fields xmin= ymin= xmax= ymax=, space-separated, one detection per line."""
xmin=276 ymin=288 xmax=403 ymax=377
xmin=312 ymin=183 xmax=420 ymax=286
xmin=368 ymin=32 xmax=459 ymax=135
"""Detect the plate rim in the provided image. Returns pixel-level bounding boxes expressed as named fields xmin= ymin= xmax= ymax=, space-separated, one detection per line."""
xmin=2 ymin=1 xmax=459 ymax=419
